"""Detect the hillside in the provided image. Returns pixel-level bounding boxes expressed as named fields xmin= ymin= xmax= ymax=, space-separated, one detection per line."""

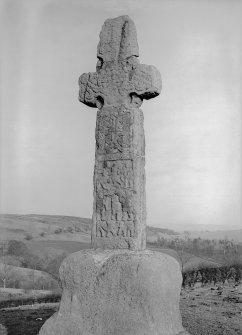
xmin=0 ymin=214 xmax=91 ymax=243
xmin=1 ymin=214 xmax=240 ymax=243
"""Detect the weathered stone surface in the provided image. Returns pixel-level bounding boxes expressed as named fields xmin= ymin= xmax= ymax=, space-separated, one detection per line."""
xmin=39 ymin=250 xmax=189 ymax=335
xmin=0 ymin=324 xmax=7 ymax=335
xmin=97 ymin=15 xmax=139 ymax=62
xmin=92 ymin=105 xmax=146 ymax=250
xmin=79 ymin=15 xmax=161 ymax=250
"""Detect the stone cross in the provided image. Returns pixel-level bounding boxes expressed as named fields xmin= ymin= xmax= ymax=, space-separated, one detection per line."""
xmin=79 ymin=15 xmax=161 ymax=250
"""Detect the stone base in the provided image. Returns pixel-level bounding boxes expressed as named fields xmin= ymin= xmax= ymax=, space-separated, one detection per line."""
xmin=39 ymin=249 xmax=189 ymax=335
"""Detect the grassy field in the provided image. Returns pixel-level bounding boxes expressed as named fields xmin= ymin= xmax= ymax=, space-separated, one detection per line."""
xmin=181 ymin=283 xmax=242 ymax=335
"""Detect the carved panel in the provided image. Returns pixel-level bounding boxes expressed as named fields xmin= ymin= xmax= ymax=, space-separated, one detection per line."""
xmin=96 ymin=106 xmax=132 ymax=156
xmin=95 ymin=159 xmax=136 ymax=238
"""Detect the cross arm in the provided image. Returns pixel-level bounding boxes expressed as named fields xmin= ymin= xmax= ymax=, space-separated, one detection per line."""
xmin=79 ymin=72 xmax=100 ymax=108
xmin=130 ymin=64 xmax=162 ymax=100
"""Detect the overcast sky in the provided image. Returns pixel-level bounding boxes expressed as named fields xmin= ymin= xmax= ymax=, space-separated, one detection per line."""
xmin=0 ymin=0 xmax=241 ymax=229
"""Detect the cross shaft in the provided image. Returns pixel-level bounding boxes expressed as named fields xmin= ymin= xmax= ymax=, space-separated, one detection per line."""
xmin=79 ymin=15 xmax=161 ymax=250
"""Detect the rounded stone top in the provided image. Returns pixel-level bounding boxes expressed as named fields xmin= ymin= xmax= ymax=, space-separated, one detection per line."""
xmin=97 ymin=15 xmax=139 ymax=62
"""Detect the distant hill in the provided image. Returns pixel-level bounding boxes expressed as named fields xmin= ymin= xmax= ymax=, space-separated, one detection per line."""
xmin=182 ymin=229 xmax=242 ymax=242
xmin=149 ymin=223 xmax=242 ymax=243
xmin=0 ymin=214 xmax=241 ymax=244
xmin=146 ymin=226 xmax=180 ymax=243
xmin=0 ymin=214 xmax=92 ymax=242
xmin=159 ymin=222 xmax=241 ymax=232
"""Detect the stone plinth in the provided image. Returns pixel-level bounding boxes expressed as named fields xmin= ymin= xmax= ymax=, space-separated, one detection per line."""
xmin=39 ymin=250 xmax=189 ymax=335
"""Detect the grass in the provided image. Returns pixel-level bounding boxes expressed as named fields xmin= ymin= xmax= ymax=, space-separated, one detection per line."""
xmin=181 ymin=283 xmax=242 ymax=334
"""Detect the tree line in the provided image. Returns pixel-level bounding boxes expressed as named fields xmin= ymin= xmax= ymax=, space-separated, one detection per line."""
xmin=182 ymin=264 xmax=242 ymax=288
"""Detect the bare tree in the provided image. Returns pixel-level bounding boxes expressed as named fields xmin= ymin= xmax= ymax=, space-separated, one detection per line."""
xmin=0 ymin=240 xmax=12 ymax=288
xmin=0 ymin=261 xmax=12 ymax=288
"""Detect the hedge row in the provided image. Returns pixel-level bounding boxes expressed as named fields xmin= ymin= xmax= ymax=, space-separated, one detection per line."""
xmin=0 ymin=292 xmax=61 ymax=309
xmin=182 ymin=263 xmax=242 ymax=288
